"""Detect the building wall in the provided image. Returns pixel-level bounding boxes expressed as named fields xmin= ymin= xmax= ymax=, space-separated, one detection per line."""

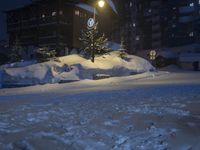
xmin=114 ymin=0 xmax=200 ymax=53
xmin=164 ymin=0 xmax=200 ymax=47
xmin=113 ymin=0 xmax=140 ymax=54
xmin=6 ymin=0 xmax=94 ymax=56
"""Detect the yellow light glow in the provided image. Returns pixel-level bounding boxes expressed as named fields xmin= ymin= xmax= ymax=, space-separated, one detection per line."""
xmin=98 ymin=0 xmax=105 ymax=8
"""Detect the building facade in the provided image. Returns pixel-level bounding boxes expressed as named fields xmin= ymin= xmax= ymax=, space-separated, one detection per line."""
xmin=6 ymin=0 xmax=94 ymax=56
xmin=163 ymin=0 xmax=200 ymax=47
xmin=114 ymin=0 xmax=200 ymax=53
xmin=5 ymin=0 xmax=117 ymax=57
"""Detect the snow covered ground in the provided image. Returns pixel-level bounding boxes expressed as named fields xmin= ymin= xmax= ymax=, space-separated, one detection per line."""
xmin=0 ymin=71 xmax=200 ymax=150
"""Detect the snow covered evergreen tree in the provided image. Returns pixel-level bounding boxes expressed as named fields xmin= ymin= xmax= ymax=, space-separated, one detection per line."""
xmin=79 ymin=23 xmax=109 ymax=63
xmin=118 ymin=37 xmax=127 ymax=59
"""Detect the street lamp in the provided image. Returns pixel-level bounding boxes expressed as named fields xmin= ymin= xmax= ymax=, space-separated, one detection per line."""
xmin=89 ymin=0 xmax=105 ymax=62
xmin=93 ymin=0 xmax=105 ymax=22
xmin=98 ymin=0 xmax=105 ymax=8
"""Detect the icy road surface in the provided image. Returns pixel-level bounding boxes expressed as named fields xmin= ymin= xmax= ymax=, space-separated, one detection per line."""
xmin=0 ymin=72 xmax=200 ymax=150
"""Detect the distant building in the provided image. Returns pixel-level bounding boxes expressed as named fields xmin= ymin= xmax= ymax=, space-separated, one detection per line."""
xmin=113 ymin=0 xmax=141 ymax=54
xmin=5 ymin=0 xmax=117 ymax=57
xmin=163 ymin=0 xmax=200 ymax=47
xmin=113 ymin=0 xmax=163 ymax=54
xmin=114 ymin=0 xmax=200 ymax=53
xmin=5 ymin=0 xmax=93 ymax=56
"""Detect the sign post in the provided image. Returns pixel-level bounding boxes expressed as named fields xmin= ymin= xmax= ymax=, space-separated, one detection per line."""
xmin=149 ymin=50 xmax=157 ymax=61
xmin=149 ymin=50 xmax=157 ymax=66
xmin=87 ymin=18 xmax=95 ymax=28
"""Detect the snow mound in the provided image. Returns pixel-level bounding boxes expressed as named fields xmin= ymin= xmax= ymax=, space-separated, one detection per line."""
xmin=82 ymin=51 xmax=153 ymax=71
xmin=1 ymin=60 xmax=37 ymax=69
xmin=58 ymin=54 xmax=86 ymax=65
xmin=0 ymin=51 xmax=155 ymax=87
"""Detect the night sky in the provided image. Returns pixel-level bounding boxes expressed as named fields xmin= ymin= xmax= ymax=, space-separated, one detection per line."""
xmin=0 ymin=0 xmax=31 ymax=40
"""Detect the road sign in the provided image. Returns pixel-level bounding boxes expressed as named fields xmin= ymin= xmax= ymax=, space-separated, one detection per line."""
xmin=87 ymin=18 xmax=95 ymax=28
xmin=150 ymin=50 xmax=157 ymax=56
xmin=149 ymin=50 xmax=157 ymax=60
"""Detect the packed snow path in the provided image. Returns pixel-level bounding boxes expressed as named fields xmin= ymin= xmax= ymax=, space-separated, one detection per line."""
xmin=0 ymin=72 xmax=200 ymax=150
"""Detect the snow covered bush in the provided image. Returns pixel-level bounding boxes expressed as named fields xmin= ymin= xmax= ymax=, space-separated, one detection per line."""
xmin=35 ymin=47 xmax=56 ymax=62
xmin=118 ymin=38 xmax=127 ymax=59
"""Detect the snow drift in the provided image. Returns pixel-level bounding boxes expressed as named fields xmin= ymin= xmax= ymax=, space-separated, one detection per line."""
xmin=0 ymin=51 xmax=155 ymax=87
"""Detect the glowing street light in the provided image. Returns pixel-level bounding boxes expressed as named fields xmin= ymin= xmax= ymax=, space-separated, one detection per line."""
xmin=86 ymin=0 xmax=106 ymax=62
xmin=87 ymin=0 xmax=106 ymax=28
xmin=93 ymin=0 xmax=105 ymax=22
xmin=98 ymin=0 xmax=105 ymax=8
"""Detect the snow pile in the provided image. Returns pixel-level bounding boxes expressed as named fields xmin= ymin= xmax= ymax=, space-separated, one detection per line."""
xmin=0 ymin=51 xmax=154 ymax=87
xmin=2 ymin=62 xmax=80 ymax=87
xmin=77 ymin=51 xmax=154 ymax=79
xmin=58 ymin=54 xmax=86 ymax=65
xmin=1 ymin=60 xmax=37 ymax=69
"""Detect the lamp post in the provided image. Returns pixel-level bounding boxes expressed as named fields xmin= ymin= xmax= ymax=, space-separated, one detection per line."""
xmin=93 ymin=0 xmax=105 ymax=23
xmin=90 ymin=0 xmax=105 ymax=62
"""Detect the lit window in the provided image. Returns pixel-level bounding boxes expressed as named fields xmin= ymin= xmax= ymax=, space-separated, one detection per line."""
xmin=172 ymin=24 xmax=176 ymax=28
xmin=190 ymin=3 xmax=194 ymax=7
xmin=130 ymin=2 xmax=132 ymax=7
xmin=189 ymin=32 xmax=194 ymax=37
xmin=52 ymin=11 xmax=57 ymax=16
xmin=75 ymin=10 xmax=80 ymax=16
xmin=59 ymin=10 xmax=63 ymax=15
xmin=42 ymin=14 xmax=45 ymax=18
xmin=136 ymin=36 xmax=140 ymax=41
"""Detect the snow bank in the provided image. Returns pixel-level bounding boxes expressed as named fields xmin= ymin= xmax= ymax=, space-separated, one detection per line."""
xmin=0 ymin=60 xmax=37 ymax=69
xmin=77 ymin=52 xmax=154 ymax=79
xmin=1 ymin=51 xmax=154 ymax=87
xmin=58 ymin=54 xmax=86 ymax=65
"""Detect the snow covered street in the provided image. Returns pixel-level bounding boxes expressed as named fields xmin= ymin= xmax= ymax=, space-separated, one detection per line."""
xmin=0 ymin=71 xmax=200 ymax=150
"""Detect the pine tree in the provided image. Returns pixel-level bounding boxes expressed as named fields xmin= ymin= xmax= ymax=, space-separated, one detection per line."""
xmin=79 ymin=23 xmax=109 ymax=63
xmin=118 ymin=37 xmax=127 ymax=59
